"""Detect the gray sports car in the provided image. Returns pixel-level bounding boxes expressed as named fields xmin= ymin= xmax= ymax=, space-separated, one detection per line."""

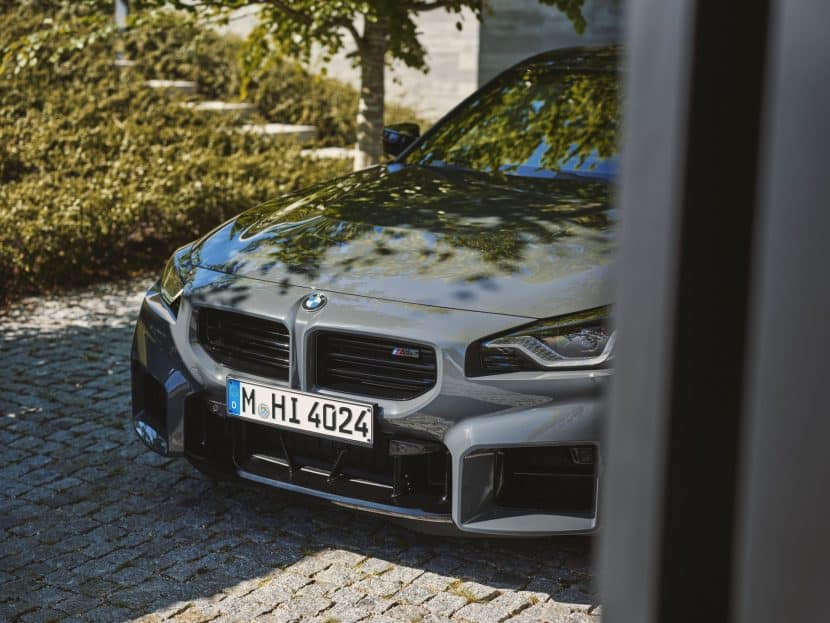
xmin=131 ymin=46 xmax=618 ymax=536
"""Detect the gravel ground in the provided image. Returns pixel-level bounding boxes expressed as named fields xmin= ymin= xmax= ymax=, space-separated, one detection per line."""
xmin=0 ymin=278 xmax=598 ymax=623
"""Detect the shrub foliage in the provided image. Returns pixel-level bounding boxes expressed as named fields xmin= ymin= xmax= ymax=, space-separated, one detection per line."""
xmin=0 ymin=1 xmax=360 ymax=303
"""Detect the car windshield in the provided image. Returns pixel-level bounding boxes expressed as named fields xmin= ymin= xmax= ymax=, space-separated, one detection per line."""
xmin=404 ymin=63 xmax=619 ymax=181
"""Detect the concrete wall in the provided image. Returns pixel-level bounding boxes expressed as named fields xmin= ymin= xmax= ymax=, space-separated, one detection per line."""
xmin=219 ymin=2 xmax=622 ymax=124
xmin=478 ymin=0 xmax=623 ymax=85
xmin=307 ymin=10 xmax=480 ymax=123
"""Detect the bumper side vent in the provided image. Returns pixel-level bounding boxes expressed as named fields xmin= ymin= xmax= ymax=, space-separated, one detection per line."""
xmin=131 ymin=362 xmax=167 ymax=435
xmin=198 ymin=308 xmax=290 ymax=380
xmin=460 ymin=445 xmax=598 ymax=525
xmin=494 ymin=446 xmax=596 ymax=514
xmin=315 ymin=331 xmax=437 ymax=400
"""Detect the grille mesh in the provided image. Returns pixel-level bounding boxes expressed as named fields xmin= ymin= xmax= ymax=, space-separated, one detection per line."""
xmin=316 ymin=332 xmax=437 ymax=400
xmin=198 ymin=308 xmax=290 ymax=380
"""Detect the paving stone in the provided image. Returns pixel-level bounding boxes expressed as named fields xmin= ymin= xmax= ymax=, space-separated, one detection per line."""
xmin=355 ymin=556 xmax=392 ymax=575
xmin=270 ymin=593 xmax=331 ymax=620
xmin=412 ymin=571 xmax=457 ymax=592
xmin=86 ymin=604 xmax=134 ymax=622
xmin=265 ymin=572 xmax=311 ymax=593
xmin=216 ymin=597 xmax=273 ymax=621
xmin=112 ymin=564 xmax=156 ymax=585
xmin=451 ymin=580 xmax=499 ymax=603
xmin=353 ymin=575 xmax=402 ymax=598
xmin=385 ymin=603 xmax=430 ymax=621
xmin=251 ymin=610 xmax=299 ymax=623
xmin=357 ymin=616 xmax=400 ymax=623
xmin=313 ymin=563 xmax=364 ymax=586
xmin=306 ymin=600 xmax=374 ymax=623
xmin=169 ymin=602 xmax=223 ymax=623
xmin=246 ymin=580 xmax=293 ymax=607
xmin=283 ymin=555 xmax=331 ymax=577
xmin=424 ymin=592 xmax=468 ymax=617
xmin=221 ymin=577 xmax=264 ymax=599
xmin=506 ymin=601 xmax=597 ymax=622
xmin=17 ymin=606 xmax=71 ymax=623
xmin=0 ymin=600 xmax=38 ymax=622
xmin=523 ymin=576 xmax=561 ymax=600
xmin=420 ymin=615 xmax=454 ymax=623
xmin=394 ymin=582 xmax=435 ymax=605
xmin=354 ymin=593 xmax=395 ymax=614
xmin=53 ymin=593 xmax=104 ymax=616
xmin=316 ymin=548 xmax=366 ymax=567
xmin=453 ymin=591 xmax=532 ymax=622
xmin=382 ymin=564 xmax=423 ymax=585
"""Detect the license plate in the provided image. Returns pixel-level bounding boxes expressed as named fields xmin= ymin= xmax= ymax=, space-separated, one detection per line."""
xmin=226 ymin=378 xmax=375 ymax=446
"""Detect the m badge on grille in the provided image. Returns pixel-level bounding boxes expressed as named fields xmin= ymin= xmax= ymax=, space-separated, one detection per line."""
xmin=391 ymin=346 xmax=420 ymax=359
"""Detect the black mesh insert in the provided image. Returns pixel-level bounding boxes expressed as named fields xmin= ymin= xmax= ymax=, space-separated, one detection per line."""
xmin=315 ymin=332 xmax=436 ymax=400
xmin=235 ymin=419 xmax=451 ymax=514
xmin=495 ymin=445 xmax=597 ymax=515
xmin=198 ymin=308 xmax=290 ymax=380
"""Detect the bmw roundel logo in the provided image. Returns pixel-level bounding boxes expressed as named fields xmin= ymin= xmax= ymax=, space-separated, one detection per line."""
xmin=302 ymin=292 xmax=327 ymax=311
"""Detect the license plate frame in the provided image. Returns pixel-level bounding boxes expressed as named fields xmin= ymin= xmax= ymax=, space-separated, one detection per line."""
xmin=225 ymin=377 xmax=376 ymax=447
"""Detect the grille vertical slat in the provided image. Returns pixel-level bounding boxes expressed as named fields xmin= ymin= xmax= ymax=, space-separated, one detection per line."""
xmin=316 ymin=332 xmax=437 ymax=400
xmin=199 ymin=308 xmax=290 ymax=380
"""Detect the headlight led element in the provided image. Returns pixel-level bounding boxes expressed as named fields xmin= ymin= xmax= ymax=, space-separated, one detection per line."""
xmin=481 ymin=307 xmax=614 ymax=371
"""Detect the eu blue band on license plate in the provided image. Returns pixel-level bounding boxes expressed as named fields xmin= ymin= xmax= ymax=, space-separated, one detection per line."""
xmin=227 ymin=379 xmax=241 ymax=415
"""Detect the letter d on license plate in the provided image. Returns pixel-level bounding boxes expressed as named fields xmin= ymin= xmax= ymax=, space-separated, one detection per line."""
xmin=226 ymin=378 xmax=375 ymax=446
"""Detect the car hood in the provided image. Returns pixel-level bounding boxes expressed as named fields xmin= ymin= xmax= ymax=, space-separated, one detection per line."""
xmin=190 ymin=165 xmax=615 ymax=319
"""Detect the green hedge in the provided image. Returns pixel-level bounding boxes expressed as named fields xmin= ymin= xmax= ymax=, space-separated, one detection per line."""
xmin=122 ymin=8 xmax=421 ymax=147
xmin=0 ymin=2 xmax=366 ymax=303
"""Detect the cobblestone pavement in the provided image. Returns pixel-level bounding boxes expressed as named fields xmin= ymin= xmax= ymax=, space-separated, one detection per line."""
xmin=0 ymin=279 xmax=598 ymax=623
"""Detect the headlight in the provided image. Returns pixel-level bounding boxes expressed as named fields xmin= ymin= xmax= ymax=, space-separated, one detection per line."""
xmin=159 ymin=246 xmax=191 ymax=308
xmin=473 ymin=307 xmax=614 ymax=374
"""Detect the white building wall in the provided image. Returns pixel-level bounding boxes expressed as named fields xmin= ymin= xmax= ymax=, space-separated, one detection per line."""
xmin=220 ymin=2 xmax=622 ymax=123
xmin=478 ymin=0 xmax=623 ymax=84
xmin=307 ymin=9 xmax=480 ymax=123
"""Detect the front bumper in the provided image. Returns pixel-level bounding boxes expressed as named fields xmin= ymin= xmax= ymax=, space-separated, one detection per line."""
xmin=131 ymin=270 xmax=608 ymax=536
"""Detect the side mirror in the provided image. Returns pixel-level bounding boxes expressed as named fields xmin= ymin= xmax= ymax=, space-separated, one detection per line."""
xmin=383 ymin=123 xmax=420 ymax=158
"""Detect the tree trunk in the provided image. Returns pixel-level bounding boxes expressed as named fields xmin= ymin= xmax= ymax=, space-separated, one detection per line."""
xmin=354 ymin=18 xmax=388 ymax=171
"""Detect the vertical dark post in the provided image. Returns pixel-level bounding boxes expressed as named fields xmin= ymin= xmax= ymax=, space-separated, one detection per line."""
xmin=731 ymin=1 xmax=830 ymax=621
xmin=597 ymin=1 xmax=777 ymax=622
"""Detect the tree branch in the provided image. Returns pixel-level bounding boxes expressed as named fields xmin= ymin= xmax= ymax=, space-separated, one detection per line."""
xmin=404 ymin=0 xmax=461 ymax=12
xmin=263 ymin=0 xmax=313 ymax=26
xmin=336 ymin=17 xmax=364 ymax=53
xmin=261 ymin=1 xmax=363 ymax=54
